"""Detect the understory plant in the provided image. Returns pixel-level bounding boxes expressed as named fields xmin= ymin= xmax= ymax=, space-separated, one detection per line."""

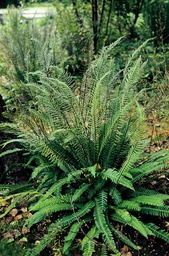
xmin=0 ymin=40 xmax=169 ymax=255
xmin=0 ymin=7 xmax=67 ymax=83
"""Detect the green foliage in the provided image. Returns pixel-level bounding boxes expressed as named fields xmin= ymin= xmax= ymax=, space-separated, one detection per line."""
xmin=0 ymin=7 xmax=67 ymax=83
xmin=1 ymin=41 xmax=169 ymax=255
xmin=144 ymin=0 xmax=169 ymax=45
xmin=0 ymin=239 xmax=25 ymax=256
xmin=53 ymin=0 xmax=92 ymax=74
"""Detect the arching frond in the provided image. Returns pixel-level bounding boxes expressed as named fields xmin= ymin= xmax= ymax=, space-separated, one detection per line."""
xmin=141 ymin=205 xmax=169 ymax=218
xmin=94 ymin=198 xmax=117 ymax=252
xmin=109 ymin=187 xmax=122 ymax=205
xmin=103 ymin=169 xmax=134 ymax=190
xmin=132 ymin=195 xmax=169 ymax=206
xmin=81 ymin=226 xmax=99 ymax=256
xmin=30 ymin=195 xmax=70 ymax=212
xmin=58 ymin=201 xmax=95 ymax=227
xmin=89 ymin=179 xmax=106 ymax=199
xmin=97 ymin=189 xmax=108 ymax=212
xmin=147 ymin=223 xmax=169 ymax=243
xmin=26 ymin=203 xmax=72 ymax=228
xmin=63 ymin=221 xmax=83 ymax=254
xmin=118 ymin=200 xmax=141 ymax=212
xmin=111 ymin=225 xmax=139 ymax=251
xmin=112 ymin=211 xmax=153 ymax=238
xmin=71 ymin=183 xmax=91 ymax=202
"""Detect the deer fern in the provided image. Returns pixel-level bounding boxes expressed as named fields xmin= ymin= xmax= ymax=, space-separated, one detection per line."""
xmin=1 ymin=40 xmax=169 ymax=255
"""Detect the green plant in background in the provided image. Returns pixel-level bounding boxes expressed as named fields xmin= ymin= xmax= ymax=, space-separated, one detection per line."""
xmin=0 ymin=7 xmax=69 ymax=116
xmin=144 ymin=0 xmax=169 ymax=46
xmin=53 ymin=0 xmax=92 ymax=75
xmin=0 ymin=7 xmax=68 ymax=83
xmin=1 ymin=40 xmax=169 ymax=255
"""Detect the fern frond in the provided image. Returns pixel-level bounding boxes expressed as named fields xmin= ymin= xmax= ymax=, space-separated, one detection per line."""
xmin=71 ymin=183 xmax=91 ymax=202
xmin=146 ymin=149 xmax=169 ymax=162
xmin=97 ymin=189 xmax=108 ymax=212
xmin=99 ymin=246 xmax=108 ymax=256
xmin=94 ymin=198 xmax=117 ymax=252
xmin=123 ymin=56 xmax=146 ymax=90
xmin=123 ymin=39 xmax=150 ymax=76
xmin=25 ymin=229 xmax=55 ymax=256
xmin=147 ymin=223 xmax=169 ymax=243
xmin=112 ymin=210 xmax=153 ymax=238
xmin=132 ymin=195 xmax=169 ymax=206
xmin=46 ymin=169 xmax=82 ymax=196
xmin=63 ymin=221 xmax=83 ymax=254
xmin=141 ymin=205 xmax=169 ymax=218
xmin=131 ymin=187 xmax=161 ymax=197
xmin=118 ymin=109 xmax=147 ymax=177
xmin=131 ymin=160 xmax=168 ymax=184
xmin=111 ymin=225 xmax=139 ymax=250
xmin=0 ymin=148 xmax=23 ymax=158
xmin=89 ymin=179 xmax=106 ymax=199
xmin=118 ymin=200 xmax=141 ymax=212
xmin=103 ymin=169 xmax=135 ymax=190
xmin=109 ymin=187 xmax=122 ymax=205
xmin=81 ymin=226 xmax=99 ymax=256
xmin=0 ymin=182 xmax=34 ymax=196
xmin=30 ymin=195 xmax=70 ymax=212
xmin=58 ymin=201 xmax=95 ymax=228
xmin=26 ymin=203 xmax=72 ymax=228
xmin=31 ymin=162 xmax=56 ymax=179
xmin=0 ymin=192 xmax=31 ymax=218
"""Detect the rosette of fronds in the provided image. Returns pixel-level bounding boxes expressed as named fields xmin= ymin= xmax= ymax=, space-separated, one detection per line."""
xmin=1 ymin=39 xmax=169 ymax=255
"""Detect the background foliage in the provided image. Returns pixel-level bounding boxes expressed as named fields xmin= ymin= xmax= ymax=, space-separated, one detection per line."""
xmin=0 ymin=0 xmax=169 ymax=255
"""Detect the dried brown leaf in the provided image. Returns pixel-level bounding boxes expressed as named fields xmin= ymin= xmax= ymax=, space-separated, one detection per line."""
xmin=9 ymin=208 xmax=18 ymax=217
xmin=22 ymin=227 xmax=30 ymax=235
xmin=120 ymin=245 xmax=129 ymax=254
xmin=0 ymin=200 xmax=9 ymax=207
xmin=14 ymin=214 xmax=23 ymax=221
xmin=125 ymin=253 xmax=132 ymax=256
xmin=21 ymin=207 xmax=28 ymax=213
xmin=5 ymin=216 xmax=13 ymax=224
xmin=23 ymin=212 xmax=32 ymax=218
xmin=3 ymin=232 xmax=14 ymax=239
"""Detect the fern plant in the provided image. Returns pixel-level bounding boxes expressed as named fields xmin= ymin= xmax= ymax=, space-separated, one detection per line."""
xmin=1 ymin=40 xmax=169 ymax=255
xmin=0 ymin=7 xmax=67 ymax=83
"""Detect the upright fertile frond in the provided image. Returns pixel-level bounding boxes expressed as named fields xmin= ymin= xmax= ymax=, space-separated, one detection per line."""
xmin=117 ymin=105 xmax=147 ymax=177
xmin=123 ymin=39 xmax=150 ymax=75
